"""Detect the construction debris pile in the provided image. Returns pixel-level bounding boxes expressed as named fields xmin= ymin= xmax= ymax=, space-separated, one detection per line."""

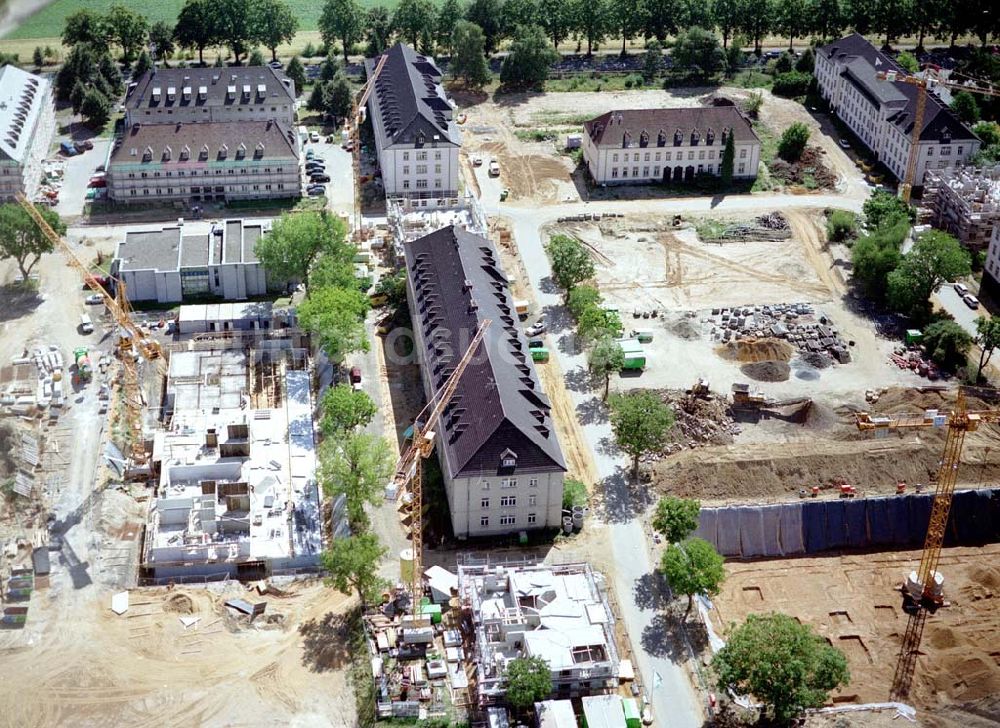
xmin=699 ymin=212 xmax=791 ymax=242
xmin=768 ymin=147 xmax=838 ymax=190
xmin=1 ymin=345 xmax=67 ymax=416
xmin=706 ymin=302 xmax=852 ymax=365
xmin=658 ymin=388 xmax=740 ymax=453
xmin=888 ymin=346 xmax=944 ymax=381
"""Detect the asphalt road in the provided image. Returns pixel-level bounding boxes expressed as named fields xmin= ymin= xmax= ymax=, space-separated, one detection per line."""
xmin=934 ymin=284 xmax=986 ymax=338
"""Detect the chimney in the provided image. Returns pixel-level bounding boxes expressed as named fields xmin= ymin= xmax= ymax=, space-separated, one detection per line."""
xmin=206 ymin=428 xmax=218 ymax=448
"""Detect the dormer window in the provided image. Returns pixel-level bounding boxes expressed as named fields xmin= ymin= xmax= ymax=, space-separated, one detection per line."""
xmin=142 ymin=145 xmax=153 ymax=162
xmin=162 ymin=145 xmax=171 ymax=161
xmin=199 ymin=144 xmax=209 ymax=161
xmin=639 ymin=131 xmax=649 ymax=147
xmin=180 ymin=145 xmax=190 ymax=161
xmin=218 ymin=143 xmax=228 ymax=160
xmin=706 ymin=128 xmax=715 ymax=145
xmin=691 ymin=129 xmax=700 ymax=145
xmin=254 ymin=142 xmax=264 ymax=159
xmin=499 ymin=448 xmax=517 ymax=470
xmin=236 ymin=142 xmax=246 ymax=160
xmin=623 ymin=131 xmax=631 ymax=148
xmin=673 ymin=128 xmax=683 ymax=146
xmin=657 ymin=129 xmax=666 ymax=147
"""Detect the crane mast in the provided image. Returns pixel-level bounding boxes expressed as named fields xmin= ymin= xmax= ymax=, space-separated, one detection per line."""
xmin=393 ymin=320 xmax=491 ymax=612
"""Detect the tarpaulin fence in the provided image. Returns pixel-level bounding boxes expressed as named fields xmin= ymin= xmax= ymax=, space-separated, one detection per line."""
xmin=694 ymin=488 xmax=1000 ymax=558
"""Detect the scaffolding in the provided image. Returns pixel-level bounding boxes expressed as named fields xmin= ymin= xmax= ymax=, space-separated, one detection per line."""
xmin=921 ymin=164 xmax=1000 ymax=251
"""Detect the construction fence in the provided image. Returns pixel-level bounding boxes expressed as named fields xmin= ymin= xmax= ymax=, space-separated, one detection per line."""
xmin=695 ymin=488 xmax=1000 ymax=559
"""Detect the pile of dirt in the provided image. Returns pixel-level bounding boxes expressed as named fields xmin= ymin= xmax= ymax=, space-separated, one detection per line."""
xmin=799 ymin=351 xmax=832 ymax=369
xmin=163 ymin=592 xmax=196 ymax=614
xmin=741 ymin=360 xmax=791 ymax=382
xmin=769 ymin=146 xmax=838 ymax=189
xmin=668 ymin=317 xmax=701 ymax=340
xmin=658 ymin=390 xmax=740 ymax=453
xmin=718 ymin=337 xmax=794 ymax=363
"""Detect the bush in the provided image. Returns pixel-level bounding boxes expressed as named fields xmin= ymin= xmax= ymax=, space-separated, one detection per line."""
xmin=826 ymin=210 xmax=858 ymax=242
xmin=742 ymin=90 xmax=763 ymax=118
xmin=795 ymin=47 xmax=814 ymax=73
xmin=562 ymin=477 xmax=587 ymax=509
xmin=623 ymin=73 xmax=644 ymax=88
xmin=778 ymin=122 xmax=810 ymax=161
xmin=772 ymin=71 xmax=812 ymax=97
xmin=773 ymin=52 xmax=794 ymax=74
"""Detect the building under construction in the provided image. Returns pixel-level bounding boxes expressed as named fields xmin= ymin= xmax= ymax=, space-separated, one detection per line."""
xmin=922 ymin=165 xmax=1000 ymax=253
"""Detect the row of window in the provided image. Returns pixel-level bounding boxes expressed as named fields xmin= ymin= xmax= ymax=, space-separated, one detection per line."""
xmin=401 ymin=179 xmax=442 ymax=190
xmin=481 ymin=478 xmax=539 ymax=490
xmin=480 ymin=514 xmax=537 ymax=527
xmin=126 ymin=183 xmax=284 ymax=196
xmin=481 ymin=494 xmax=538 ymax=508
xmin=609 ymin=162 xmax=747 ymax=178
xmin=612 ymin=148 xmax=748 ymax=163
xmin=402 ymin=151 xmax=442 ymax=161
xmin=126 ymin=167 xmax=288 ymax=179
xmin=402 ymin=165 xmax=443 ymax=174
xmin=142 ymin=105 xmax=290 ymax=115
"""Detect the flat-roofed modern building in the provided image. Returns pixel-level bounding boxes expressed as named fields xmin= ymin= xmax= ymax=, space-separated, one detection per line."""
xmin=403 ymin=225 xmax=565 ymax=538
xmin=365 ymin=43 xmax=461 ymax=208
xmin=0 ymin=65 xmax=54 ymax=200
xmin=112 ymin=219 xmax=272 ymax=302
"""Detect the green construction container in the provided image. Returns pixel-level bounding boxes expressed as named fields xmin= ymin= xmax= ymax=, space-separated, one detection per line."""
xmin=531 ymin=347 xmax=550 ymax=362
xmin=618 ymin=339 xmax=646 ymax=370
xmin=622 ymin=698 xmax=641 ymax=728
xmin=421 ymin=603 xmax=442 ymax=624
xmin=905 ymin=328 xmax=922 ymax=345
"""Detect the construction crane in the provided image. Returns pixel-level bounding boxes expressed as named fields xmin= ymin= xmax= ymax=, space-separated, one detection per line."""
xmin=854 ymin=388 xmax=1000 ymax=698
xmin=350 ymin=53 xmax=387 ymax=237
xmin=16 ymin=192 xmax=165 ymax=464
xmin=874 ymin=68 xmax=1000 ymax=203
xmin=392 ymin=319 xmax=491 ymax=612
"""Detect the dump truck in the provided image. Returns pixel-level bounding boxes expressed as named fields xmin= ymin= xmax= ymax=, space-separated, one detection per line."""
xmin=73 ymin=347 xmax=92 ymax=381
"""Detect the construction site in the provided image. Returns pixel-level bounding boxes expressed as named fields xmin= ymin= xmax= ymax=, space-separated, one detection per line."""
xmin=921 ymin=164 xmax=1000 ymax=252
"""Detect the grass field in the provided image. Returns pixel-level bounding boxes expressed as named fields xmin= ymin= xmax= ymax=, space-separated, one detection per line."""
xmin=5 ymin=0 xmax=399 ymax=40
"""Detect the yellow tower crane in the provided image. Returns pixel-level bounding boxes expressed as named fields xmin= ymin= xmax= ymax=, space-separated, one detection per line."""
xmin=854 ymin=388 xmax=1000 ymax=698
xmin=392 ymin=319 xmax=491 ymax=612
xmin=874 ymin=68 xmax=1000 ymax=203
xmin=16 ymin=192 xmax=166 ymax=464
xmin=351 ymin=53 xmax=387 ymax=237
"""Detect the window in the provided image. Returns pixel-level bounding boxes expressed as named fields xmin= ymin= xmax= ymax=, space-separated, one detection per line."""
xmin=501 ymin=478 xmax=517 ymax=489
xmin=612 ymin=153 xmax=619 ymax=162
xmin=416 ymin=151 xmax=427 ymax=161
xmin=633 ymin=153 xmax=639 ymax=162
xmin=698 ymin=150 xmax=705 ymax=160
xmin=403 ymin=166 xmax=410 ymax=174
xmin=527 ymin=513 xmax=537 ymax=524
xmin=633 ymin=166 xmax=639 ymax=177
xmin=528 ymin=494 xmax=537 ymax=506
xmin=708 ymin=151 xmax=715 ymax=159
xmin=529 ymin=478 xmax=538 ymax=488
xmin=481 ymin=515 xmax=489 ymax=527
xmin=665 ymin=151 xmax=672 ymax=161
xmin=653 ymin=166 xmax=660 ymax=176
xmin=697 ymin=164 xmax=703 ymax=173
xmin=502 ymin=455 xmax=516 ymax=468
xmin=642 ymin=166 xmax=649 ymax=177
xmin=434 ymin=179 xmax=442 ymax=188
xmin=655 ymin=153 xmax=661 ymax=161
xmin=738 ymin=163 xmax=746 ymax=174
xmin=740 ymin=148 xmax=747 ymax=159
xmin=434 ymin=151 xmax=442 ymax=159
xmin=622 ymin=168 xmax=628 ymax=178
xmin=435 ymin=164 xmax=441 ymax=173
xmin=644 ymin=153 xmax=650 ymax=162
xmin=941 ymin=146 xmax=951 ymax=156
xmin=611 ymin=168 xmax=619 ymax=178
xmin=416 ymin=179 xmax=428 ymax=189
xmin=957 ymin=146 xmax=964 ymax=155
xmin=403 ymin=180 xmax=410 ymax=189
xmin=500 ymin=514 xmax=516 ymax=526
xmin=481 ymin=497 xmax=490 ymax=509
xmin=500 ymin=495 xmax=516 ymax=507
xmin=403 ymin=152 xmax=409 ymax=160
xmin=416 ymin=164 xmax=427 ymax=174
xmin=688 ymin=151 xmax=694 ymax=160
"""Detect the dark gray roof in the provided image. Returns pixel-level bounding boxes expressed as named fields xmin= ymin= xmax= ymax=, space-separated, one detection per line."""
xmin=820 ymin=33 xmax=978 ymax=142
xmin=365 ymin=43 xmax=460 ymax=149
xmin=584 ymin=107 xmax=758 ymax=148
xmin=110 ymin=120 xmax=298 ymax=166
xmin=118 ymin=227 xmax=182 ymax=271
xmin=125 ymin=66 xmax=294 ymax=111
xmin=180 ymin=235 xmax=210 ymax=266
xmin=404 ymin=226 xmax=566 ymax=479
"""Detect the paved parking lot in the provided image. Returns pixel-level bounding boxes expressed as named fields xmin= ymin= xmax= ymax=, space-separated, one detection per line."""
xmin=301 ymin=134 xmax=355 ymax=218
xmin=55 ymin=140 xmax=110 ymax=219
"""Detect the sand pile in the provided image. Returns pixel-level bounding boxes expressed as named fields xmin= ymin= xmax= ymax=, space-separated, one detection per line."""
xmin=741 ymin=361 xmax=790 ymax=382
xmin=718 ymin=337 xmax=794 ymax=363
xmin=799 ymin=351 xmax=832 ymax=369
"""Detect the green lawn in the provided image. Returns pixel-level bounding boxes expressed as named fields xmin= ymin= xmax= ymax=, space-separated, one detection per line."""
xmin=5 ymin=0 xmax=398 ymax=40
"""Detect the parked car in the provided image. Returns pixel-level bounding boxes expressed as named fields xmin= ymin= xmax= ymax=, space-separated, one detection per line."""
xmin=838 ymin=139 xmax=851 ymax=149
xmin=306 ymin=162 xmax=326 ymax=172
xmin=488 ymin=159 xmax=500 ymax=176
xmin=305 ymin=149 xmax=316 ymax=159
xmin=269 ymin=60 xmax=283 ymax=69
xmin=309 ymin=131 xmax=320 ymax=143
xmin=349 ymin=366 xmax=362 ymax=391
xmin=307 ymin=186 xmax=326 ymax=196
xmin=87 ymin=178 xmax=107 ymax=188
xmin=310 ymin=173 xmax=331 ymax=183
xmin=525 ymin=321 xmax=546 ymax=337
xmin=76 ymin=139 xmax=94 ymax=151
xmin=471 ymin=155 xmax=483 ymax=166
xmin=59 ymin=141 xmax=77 ymax=156
xmin=85 ymin=293 xmax=104 ymax=305
xmin=964 ymin=294 xmax=980 ymax=309
xmin=528 ymin=339 xmax=545 ymax=349
xmin=954 ymin=282 xmax=969 ymax=296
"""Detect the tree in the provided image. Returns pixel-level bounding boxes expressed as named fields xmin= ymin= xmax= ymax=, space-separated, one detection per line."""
xmin=216 ymin=0 xmax=258 ymax=64
xmin=80 ymin=87 xmax=112 ymax=127
xmin=321 ymin=431 xmax=393 ymax=530
xmin=325 ymin=75 xmax=354 ymax=121
xmin=256 ymin=0 xmax=298 ymax=61
xmin=850 ymin=222 xmax=906 ymax=302
xmin=105 ymin=4 xmax=149 ymax=65
xmin=436 ymin=0 xmax=465 ymax=53
xmin=285 ymin=56 xmax=306 ymax=94
xmin=720 ymin=131 xmax=735 ymax=185
xmin=897 ymin=50 xmax=919 ymax=72
xmin=975 ymin=316 xmax=1000 ymax=380
xmin=373 ymin=268 xmax=407 ymax=308
xmin=887 ymin=230 xmax=971 ymax=319
xmin=739 ymin=0 xmax=775 ymax=56
xmin=500 ymin=26 xmax=557 ymax=88
xmin=255 ymin=211 xmax=351 ymax=290
xmin=321 ymin=384 xmax=378 ymax=436
xmin=811 ymin=0 xmax=843 ymax=40
xmin=70 ymin=80 xmax=87 ymax=116
xmin=567 ymin=284 xmax=602 ymax=318
xmin=540 ymin=0 xmax=574 ymax=48
xmin=713 ymin=613 xmax=850 ymax=723
xmin=972 ymin=121 xmax=1000 ymax=149
xmin=775 ymin=0 xmax=809 ymax=49
xmin=133 ymin=50 xmax=153 ymax=78
xmin=466 ymin=0 xmax=504 ymax=53
xmin=320 ymin=55 xmax=340 ymax=81
xmin=249 ymin=48 xmax=266 ymax=66
xmin=609 ymin=0 xmax=639 ymax=56
xmin=713 ymin=0 xmax=743 ymax=48
xmin=148 ymin=20 xmax=175 ymax=61
xmin=572 ymin=0 xmax=611 ymax=56
xmin=298 ymin=286 xmax=370 ymax=363
xmin=320 ymin=533 xmax=388 ymax=604
xmin=501 ymin=0 xmax=541 ymax=39
xmin=62 ymin=10 xmax=108 ymax=47
xmin=795 ymin=46 xmax=814 ymax=73
xmin=921 ymin=320 xmax=973 ymax=370
xmin=33 ymin=47 xmax=44 ymax=69
xmin=672 ymin=26 xmax=724 ymax=79
xmin=778 ymin=122 xmax=810 ymax=161
xmin=451 ymin=21 xmax=491 ymax=87
xmin=365 ymin=6 xmax=394 ymax=55
xmin=308 ymin=82 xmax=328 ymax=112
xmin=320 ymin=0 xmax=363 ymax=63
xmin=588 ymin=336 xmax=626 ymax=400
xmin=393 ymin=0 xmax=437 ymax=47
xmin=504 ymin=656 xmax=552 ymax=709
xmin=642 ymin=40 xmax=662 ymax=82
xmin=951 ymin=91 xmax=981 ymax=125
xmin=577 ymin=305 xmax=622 ymax=342
xmin=637 ymin=0 xmax=678 ymax=42
xmin=652 ymin=496 xmax=701 ymax=543
xmin=609 ymin=390 xmax=674 ymax=479
xmin=174 ymin=0 xmax=219 ymax=65
xmin=863 ymin=188 xmax=914 ymax=229
xmin=562 ymin=477 xmax=588 ymax=509
xmin=661 ymin=538 xmax=725 ymax=617
xmin=546 ymin=234 xmax=595 ymax=293
xmin=826 ymin=210 xmax=857 ymax=242
xmin=678 ymin=0 xmax=712 ymax=27
xmin=0 ymin=204 xmax=65 ymax=282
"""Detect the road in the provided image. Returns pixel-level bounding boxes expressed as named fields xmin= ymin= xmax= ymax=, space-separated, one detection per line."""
xmin=933 ymin=284 xmax=987 ymax=338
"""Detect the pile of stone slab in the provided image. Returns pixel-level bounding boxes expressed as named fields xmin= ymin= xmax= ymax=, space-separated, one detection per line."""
xmin=705 ymin=303 xmax=852 ymax=364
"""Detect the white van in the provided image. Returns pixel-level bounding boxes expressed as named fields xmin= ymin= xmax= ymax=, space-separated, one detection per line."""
xmin=80 ymin=314 xmax=94 ymax=334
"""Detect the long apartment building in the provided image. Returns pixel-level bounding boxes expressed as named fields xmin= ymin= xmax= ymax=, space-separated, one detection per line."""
xmin=0 ymin=65 xmax=54 ymax=200
xmin=815 ymin=34 xmax=979 ymax=186
xmin=365 ymin=43 xmax=461 ymax=209
xmin=582 ymin=106 xmax=761 ymax=185
xmin=109 ymin=66 xmax=300 ymax=205
xmin=403 ymin=225 xmax=566 ymax=538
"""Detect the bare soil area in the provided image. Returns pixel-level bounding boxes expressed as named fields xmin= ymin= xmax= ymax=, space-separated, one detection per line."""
xmin=710 ymin=546 xmax=1000 ymax=719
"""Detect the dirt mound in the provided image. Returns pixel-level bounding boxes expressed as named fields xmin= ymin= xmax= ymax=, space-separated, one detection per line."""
xmin=967 ymin=565 xmax=1000 ymax=591
xmin=741 ymin=360 xmax=790 ymax=382
xmin=658 ymin=390 xmax=739 ymax=452
xmin=718 ymin=337 xmax=793 ymax=363
xmin=668 ymin=317 xmax=701 ymax=340
xmin=799 ymin=351 xmax=832 ymax=369
xmin=163 ymin=593 xmax=195 ymax=614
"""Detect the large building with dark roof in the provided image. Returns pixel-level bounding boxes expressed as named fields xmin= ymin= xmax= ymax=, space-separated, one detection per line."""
xmin=582 ymin=107 xmax=761 ymax=185
xmin=816 ymin=34 xmax=980 ymax=186
xmin=365 ymin=43 xmax=461 ymax=208
xmin=403 ymin=225 xmax=566 ymax=538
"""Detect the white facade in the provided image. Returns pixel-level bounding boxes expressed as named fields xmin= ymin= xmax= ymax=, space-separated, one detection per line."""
xmin=985 ymin=224 xmax=1000 ymax=292
xmin=815 ymin=34 xmax=980 ymax=186
xmin=380 ymin=144 xmax=461 ymax=207
xmin=0 ymin=65 xmax=54 ymax=201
